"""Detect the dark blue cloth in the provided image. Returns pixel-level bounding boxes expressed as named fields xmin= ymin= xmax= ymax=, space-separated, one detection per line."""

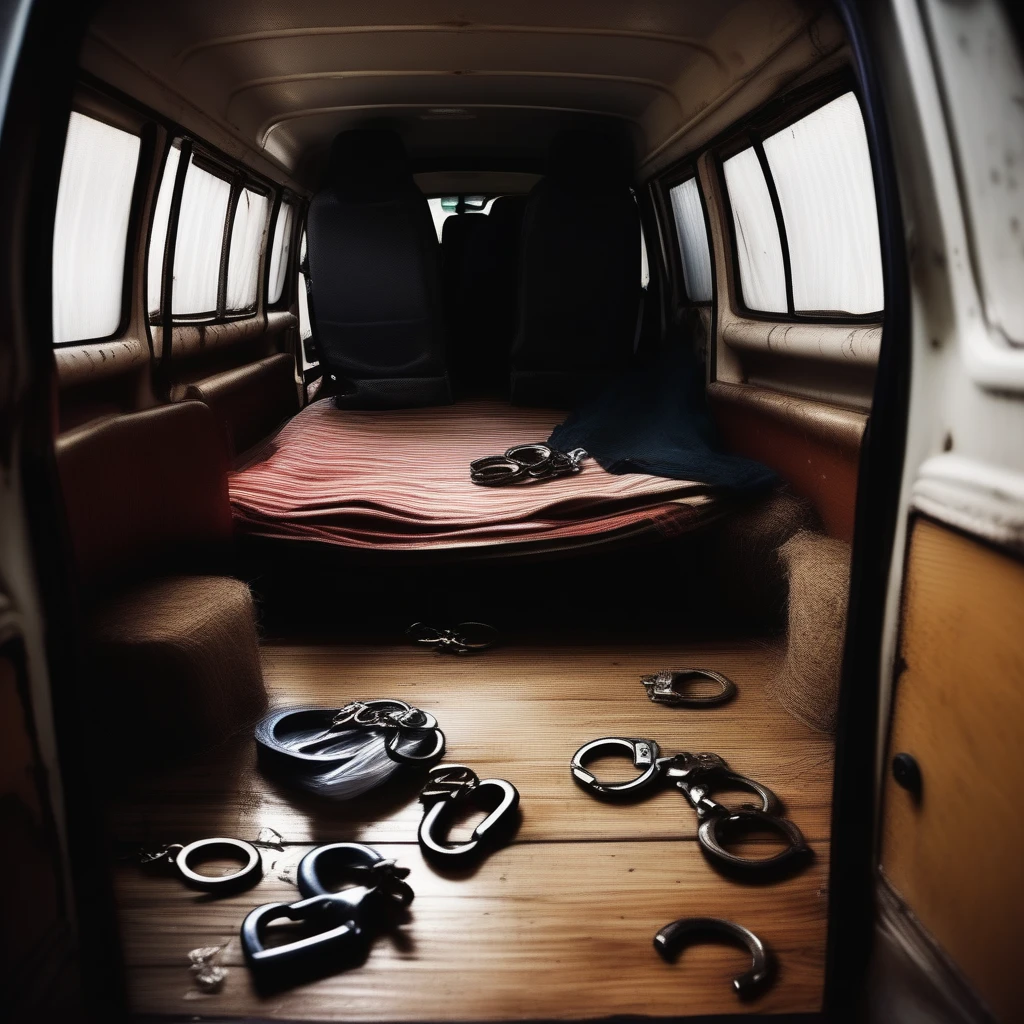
xmin=547 ymin=352 xmax=777 ymax=493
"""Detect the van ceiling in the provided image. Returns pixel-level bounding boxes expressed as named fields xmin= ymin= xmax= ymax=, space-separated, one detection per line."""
xmin=83 ymin=0 xmax=830 ymax=190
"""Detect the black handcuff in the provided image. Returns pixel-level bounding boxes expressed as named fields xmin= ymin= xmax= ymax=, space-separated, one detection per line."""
xmin=406 ymin=621 xmax=499 ymax=655
xmin=417 ymin=764 xmax=520 ymax=865
xmin=256 ymin=699 xmax=446 ymax=770
xmin=570 ymin=738 xmax=810 ymax=878
xmin=241 ymin=842 xmax=413 ymax=975
xmin=470 ymin=443 xmax=588 ymax=486
xmin=654 ymin=917 xmax=775 ymax=1000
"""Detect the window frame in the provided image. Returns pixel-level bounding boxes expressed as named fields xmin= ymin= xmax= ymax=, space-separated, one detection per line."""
xmin=657 ymin=163 xmax=716 ymax=311
xmin=147 ymin=138 xmax=280 ymax=329
xmin=714 ymin=71 xmax=884 ymax=326
xmin=51 ymin=102 xmax=154 ymax=349
xmin=264 ymin=192 xmax=301 ymax=311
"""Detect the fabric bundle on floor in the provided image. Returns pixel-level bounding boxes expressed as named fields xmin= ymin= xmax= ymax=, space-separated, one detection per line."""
xmin=229 ymin=399 xmax=722 ymax=551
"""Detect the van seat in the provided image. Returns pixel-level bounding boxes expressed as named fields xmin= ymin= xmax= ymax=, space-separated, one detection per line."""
xmin=56 ymin=402 xmax=267 ymax=759
xmin=183 ymin=353 xmax=298 ymax=461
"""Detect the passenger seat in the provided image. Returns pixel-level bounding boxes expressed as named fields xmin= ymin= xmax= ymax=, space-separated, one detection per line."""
xmin=306 ymin=129 xmax=451 ymax=407
xmin=510 ymin=130 xmax=640 ymax=407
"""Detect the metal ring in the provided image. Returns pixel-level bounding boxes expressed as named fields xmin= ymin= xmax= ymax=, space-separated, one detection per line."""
xmin=504 ymin=443 xmax=552 ymax=468
xmin=298 ymin=842 xmax=414 ymax=907
xmin=696 ymin=810 xmax=811 ymax=878
xmin=175 ymin=838 xmax=262 ymax=893
xmin=385 ymin=726 xmax=446 ymax=765
xmin=654 ymin=916 xmax=775 ymax=1000
xmin=640 ymin=669 xmax=738 ymax=708
xmin=470 ymin=455 xmax=527 ymax=485
xmin=451 ymin=622 xmax=499 ymax=652
xmin=570 ymin=737 xmax=662 ymax=796
xmin=677 ymin=768 xmax=779 ymax=817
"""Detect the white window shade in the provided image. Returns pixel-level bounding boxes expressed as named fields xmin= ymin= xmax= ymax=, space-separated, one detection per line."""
xmin=52 ymin=112 xmax=140 ymax=344
xmin=668 ymin=177 xmax=713 ymax=302
xmin=723 ymin=148 xmax=787 ymax=314
xmin=147 ymin=145 xmax=180 ymax=316
xmin=298 ymin=232 xmax=313 ymax=346
xmin=267 ymin=202 xmax=295 ymax=304
xmin=226 ymin=187 xmax=270 ymax=311
xmin=172 ymin=156 xmax=231 ymax=316
xmin=763 ymin=91 xmax=883 ymax=315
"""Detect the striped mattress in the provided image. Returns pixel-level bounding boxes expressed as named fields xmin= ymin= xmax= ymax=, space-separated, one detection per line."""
xmin=228 ymin=399 xmax=720 ymax=552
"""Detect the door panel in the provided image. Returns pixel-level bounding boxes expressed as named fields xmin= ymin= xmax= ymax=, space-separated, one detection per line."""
xmin=880 ymin=518 xmax=1024 ymax=1023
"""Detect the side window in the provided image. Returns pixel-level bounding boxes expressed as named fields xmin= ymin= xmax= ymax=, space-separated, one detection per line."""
xmin=722 ymin=148 xmax=788 ymax=314
xmin=171 ymin=154 xmax=231 ymax=317
xmin=721 ymin=90 xmax=883 ymax=320
xmin=668 ymin=177 xmax=713 ymax=303
xmin=297 ymin=231 xmax=313 ymax=349
xmin=52 ymin=112 xmax=141 ymax=345
xmin=267 ymin=201 xmax=295 ymax=305
xmin=225 ymin=187 xmax=270 ymax=312
xmin=762 ymin=92 xmax=883 ymax=315
xmin=147 ymin=144 xmax=179 ymax=317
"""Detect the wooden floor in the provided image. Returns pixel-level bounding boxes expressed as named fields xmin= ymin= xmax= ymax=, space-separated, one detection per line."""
xmin=109 ymin=640 xmax=833 ymax=1021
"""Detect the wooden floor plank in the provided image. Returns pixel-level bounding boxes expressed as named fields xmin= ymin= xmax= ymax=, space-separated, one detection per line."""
xmin=115 ymin=840 xmax=828 ymax=1020
xmin=108 ymin=640 xmax=832 ymax=1021
xmin=108 ymin=642 xmax=833 ymax=846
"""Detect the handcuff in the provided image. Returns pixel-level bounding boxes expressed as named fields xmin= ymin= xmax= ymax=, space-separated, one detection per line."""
xmin=241 ymin=842 xmax=413 ymax=975
xmin=406 ymin=621 xmax=499 ymax=655
xmin=417 ymin=764 xmax=520 ymax=865
xmin=256 ymin=699 xmax=446 ymax=769
xmin=139 ymin=837 xmax=263 ymax=894
xmin=640 ymin=669 xmax=737 ymax=708
xmin=470 ymin=443 xmax=588 ymax=486
xmin=654 ymin=917 xmax=775 ymax=1000
xmin=570 ymin=738 xmax=809 ymax=878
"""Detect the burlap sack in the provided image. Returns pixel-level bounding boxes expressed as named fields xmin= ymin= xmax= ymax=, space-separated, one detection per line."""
xmin=768 ymin=530 xmax=851 ymax=733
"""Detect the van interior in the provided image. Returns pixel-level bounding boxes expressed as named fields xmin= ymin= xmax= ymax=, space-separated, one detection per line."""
xmin=4 ymin=1 xmax=1024 ymax=1023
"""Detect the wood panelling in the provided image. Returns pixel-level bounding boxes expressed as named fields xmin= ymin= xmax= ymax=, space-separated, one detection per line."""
xmin=708 ymin=382 xmax=865 ymax=542
xmin=881 ymin=519 xmax=1024 ymax=1024
xmin=109 ymin=640 xmax=832 ymax=1020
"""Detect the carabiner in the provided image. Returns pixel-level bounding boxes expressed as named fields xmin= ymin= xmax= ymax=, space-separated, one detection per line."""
xmin=654 ymin=917 xmax=775 ymax=1000
xmin=570 ymin=737 xmax=662 ymax=796
xmin=640 ymin=669 xmax=737 ymax=708
xmin=418 ymin=765 xmax=520 ymax=865
xmin=241 ymin=843 xmax=413 ymax=975
xmin=662 ymin=753 xmax=779 ymax=818
xmin=696 ymin=809 xmax=810 ymax=878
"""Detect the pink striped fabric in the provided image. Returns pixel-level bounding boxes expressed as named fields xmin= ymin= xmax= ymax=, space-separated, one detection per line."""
xmin=229 ymin=399 xmax=719 ymax=551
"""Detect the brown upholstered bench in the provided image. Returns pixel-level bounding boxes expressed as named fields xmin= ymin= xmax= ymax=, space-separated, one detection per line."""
xmin=56 ymin=401 xmax=268 ymax=762
xmin=183 ymin=352 xmax=299 ymax=460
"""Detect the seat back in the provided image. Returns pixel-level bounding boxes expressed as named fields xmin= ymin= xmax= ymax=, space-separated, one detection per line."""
xmin=511 ymin=131 xmax=640 ymax=407
xmin=456 ymin=196 xmax=528 ymax=395
xmin=306 ymin=129 xmax=451 ymax=407
xmin=56 ymin=401 xmax=233 ymax=596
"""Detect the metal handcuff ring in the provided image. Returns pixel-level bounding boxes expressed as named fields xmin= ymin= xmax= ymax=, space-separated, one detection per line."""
xmin=641 ymin=669 xmax=738 ymax=708
xmin=406 ymin=621 xmax=499 ymax=655
xmin=141 ymin=837 xmax=263 ymax=894
xmin=570 ymin=738 xmax=809 ymax=877
xmin=331 ymin=700 xmax=446 ymax=764
xmin=417 ymin=764 xmax=520 ymax=864
xmin=241 ymin=842 xmax=413 ymax=971
xmin=654 ymin=917 xmax=775 ymax=1000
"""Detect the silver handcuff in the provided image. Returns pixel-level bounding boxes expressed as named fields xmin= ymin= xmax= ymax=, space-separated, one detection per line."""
xmin=571 ymin=738 xmax=809 ymax=878
xmin=470 ymin=443 xmax=588 ymax=486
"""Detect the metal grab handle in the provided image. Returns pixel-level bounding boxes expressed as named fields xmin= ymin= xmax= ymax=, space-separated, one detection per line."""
xmin=654 ymin=916 xmax=775 ymax=1000
xmin=696 ymin=809 xmax=810 ymax=878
